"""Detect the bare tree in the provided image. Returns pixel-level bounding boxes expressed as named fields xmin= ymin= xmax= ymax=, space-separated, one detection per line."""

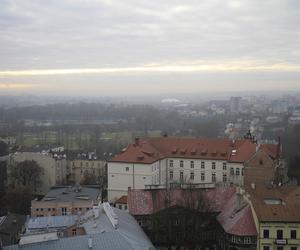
xmin=9 ymin=160 xmax=43 ymax=191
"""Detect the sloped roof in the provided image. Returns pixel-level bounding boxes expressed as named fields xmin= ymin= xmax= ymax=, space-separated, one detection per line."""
xmin=248 ymin=186 xmax=300 ymax=222
xmin=110 ymin=137 xmax=265 ymax=164
xmin=116 ymin=195 xmax=127 ymax=204
xmin=3 ymin=232 xmax=135 ymax=250
xmin=260 ymin=144 xmax=278 ymax=159
xmin=128 ymin=186 xmax=236 ymax=215
xmin=217 ymin=195 xmax=257 ymax=236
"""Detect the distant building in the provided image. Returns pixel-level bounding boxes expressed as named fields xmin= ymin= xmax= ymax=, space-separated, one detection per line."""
xmin=0 ymin=213 xmax=26 ymax=247
xmin=230 ymin=97 xmax=242 ymax=114
xmin=67 ymin=152 xmax=106 ymax=186
xmin=8 ymin=151 xmax=67 ymax=194
xmin=31 ymin=186 xmax=101 ymax=217
xmin=115 ymin=195 xmax=128 ymax=211
xmin=272 ymin=100 xmax=288 ymax=114
xmin=108 ymin=137 xmax=279 ymax=202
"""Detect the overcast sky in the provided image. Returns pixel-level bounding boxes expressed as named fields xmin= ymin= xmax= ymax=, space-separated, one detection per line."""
xmin=0 ymin=0 xmax=300 ymax=96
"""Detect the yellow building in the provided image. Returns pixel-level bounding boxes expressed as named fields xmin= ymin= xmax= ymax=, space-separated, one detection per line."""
xmin=246 ymin=186 xmax=300 ymax=250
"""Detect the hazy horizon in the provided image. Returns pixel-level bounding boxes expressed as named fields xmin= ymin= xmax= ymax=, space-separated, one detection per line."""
xmin=1 ymin=0 xmax=300 ymax=96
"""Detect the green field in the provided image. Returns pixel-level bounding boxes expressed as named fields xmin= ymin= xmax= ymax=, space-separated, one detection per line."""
xmin=21 ymin=130 xmax=162 ymax=150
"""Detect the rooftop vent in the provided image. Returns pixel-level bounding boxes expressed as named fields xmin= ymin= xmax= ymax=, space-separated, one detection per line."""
xmin=190 ymin=149 xmax=196 ymax=155
xmin=88 ymin=237 xmax=93 ymax=249
xmin=231 ymin=149 xmax=237 ymax=156
xmin=172 ymin=148 xmax=177 ymax=154
xmin=180 ymin=148 xmax=187 ymax=154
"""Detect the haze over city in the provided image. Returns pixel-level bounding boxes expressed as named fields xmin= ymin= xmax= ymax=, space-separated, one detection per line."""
xmin=1 ymin=0 xmax=300 ymax=96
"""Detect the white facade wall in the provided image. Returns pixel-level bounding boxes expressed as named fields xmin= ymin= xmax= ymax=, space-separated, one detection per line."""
xmin=108 ymin=157 xmax=244 ymax=202
xmin=166 ymin=158 xmax=244 ymax=185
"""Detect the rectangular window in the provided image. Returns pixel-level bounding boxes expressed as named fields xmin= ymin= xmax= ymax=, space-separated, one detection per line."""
xmin=277 ymin=247 xmax=283 ymax=250
xmin=212 ymin=172 xmax=216 ymax=182
xmin=263 ymin=247 xmax=270 ymax=250
xmin=180 ymin=160 xmax=184 ymax=168
xmin=212 ymin=162 xmax=216 ymax=169
xmin=277 ymin=229 xmax=283 ymax=239
xmin=72 ymin=229 xmax=77 ymax=236
xmin=190 ymin=172 xmax=194 ymax=180
xmin=223 ymin=162 xmax=227 ymax=170
xmin=190 ymin=161 xmax=194 ymax=168
xmin=180 ymin=171 xmax=184 ymax=181
xmin=291 ymin=229 xmax=297 ymax=239
xmin=169 ymin=160 xmax=173 ymax=167
xmin=263 ymin=229 xmax=269 ymax=239
xmin=230 ymin=167 xmax=234 ymax=175
xmin=201 ymin=172 xmax=205 ymax=181
xmin=170 ymin=170 xmax=173 ymax=180
xmin=290 ymin=247 xmax=297 ymax=250
xmin=236 ymin=168 xmax=240 ymax=176
xmin=61 ymin=207 xmax=67 ymax=216
xmin=223 ymin=174 xmax=227 ymax=183
xmin=244 ymin=237 xmax=251 ymax=244
xmin=125 ymin=167 xmax=129 ymax=172
xmin=201 ymin=161 xmax=205 ymax=169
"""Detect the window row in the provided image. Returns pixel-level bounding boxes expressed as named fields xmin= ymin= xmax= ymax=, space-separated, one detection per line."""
xmin=169 ymin=160 xmax=227 ymax=170
xmin=263 ymin=228 xmax=297 ymax=239
xmin=169 ymin=171 xmax=227 ymax=183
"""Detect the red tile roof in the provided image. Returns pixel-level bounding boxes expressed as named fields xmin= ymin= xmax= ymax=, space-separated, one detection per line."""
xmin=217 ymin=195 xmax=257 ymax=236
xmin=128 ymin=186 xmax=257 ymax=236
xmin=128 ymin=186 xmax=236 ymax=215
xmin=115 ymin=195 xmax=127 ymax=204
xmin=110 ymin=137 xmax=274 ymax=164
xmin=248 ymin=186 xmax=300 ymax=222
xmin=260 ymin=144 xmax=279 ymax=159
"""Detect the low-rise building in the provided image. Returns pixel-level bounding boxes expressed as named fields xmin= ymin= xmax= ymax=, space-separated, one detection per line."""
xmin=31 ymin=186 xmax=101 ymax=217
xmin=128 ymin=186 xmax=257 ymax=250
xmin=246 ymin=186 xmax=300 ymax=250
xmin=5 ymin=203 xmax=154 ymax=250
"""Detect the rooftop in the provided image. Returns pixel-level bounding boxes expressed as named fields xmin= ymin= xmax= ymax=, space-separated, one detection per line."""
xmin=248 ymin=186 xmax=300 ymax=222
xmin=40 ymin=186 xmax=101 ymax=203
xmin=5 ymin=203 xmax=154 ymax=250
xmin=110 ymin=137 xmax=277 ymax=164
xmin=128 ymin=186 xmax=236 ymax=215
xmin=26 ymin=215 xmax=78 ymax=232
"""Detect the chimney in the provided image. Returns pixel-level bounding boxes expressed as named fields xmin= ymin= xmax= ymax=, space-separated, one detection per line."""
xmin=88 ymin=237 xmax=93 ymax=249
xmin=134 ymin=137 xmax=139 ymax=146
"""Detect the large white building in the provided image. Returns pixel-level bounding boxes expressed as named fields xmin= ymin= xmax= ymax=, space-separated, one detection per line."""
xmin=107 ymin=137 xmax=278 ymax=202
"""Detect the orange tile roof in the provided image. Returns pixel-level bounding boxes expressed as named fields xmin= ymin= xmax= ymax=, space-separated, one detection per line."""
xmin=110 ymin=137 xmax=264 ymax=164
xmin=248 ymin=186 xmax=300 ymax=222
xmin=115 ymin=195 xmax=127 ymax=204
xmin=260 ymin=144 xmax=279 ymax=159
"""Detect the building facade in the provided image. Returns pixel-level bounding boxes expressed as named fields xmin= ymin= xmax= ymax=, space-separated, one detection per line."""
xmin=8 ymin=152 xmax=67 ymax=195
xmin=67 ymin=152 xmax=106 ymax=185
xmin=31 ymin=186 xmax=101 ymax=217
xmin=108 ymin=137 xmax=279 ymax=202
